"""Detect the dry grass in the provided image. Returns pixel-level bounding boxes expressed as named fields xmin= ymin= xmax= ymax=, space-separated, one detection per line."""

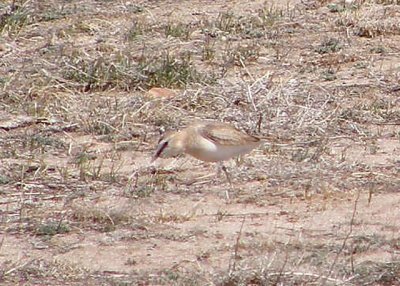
xmin=0 ymin=0 xmax=399 ymax=285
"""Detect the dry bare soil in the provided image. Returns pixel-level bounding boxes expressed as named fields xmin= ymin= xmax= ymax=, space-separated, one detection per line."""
xmin=0 ymin=0 xmax=399 ymax=285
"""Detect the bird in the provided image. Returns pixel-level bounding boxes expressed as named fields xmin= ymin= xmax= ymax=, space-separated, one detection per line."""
xmin=151 ymin=121 xmax=261 ymax=198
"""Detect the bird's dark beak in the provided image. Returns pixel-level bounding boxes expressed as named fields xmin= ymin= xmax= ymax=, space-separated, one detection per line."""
xmin=151 ymin=141 xmax=168 ymax=163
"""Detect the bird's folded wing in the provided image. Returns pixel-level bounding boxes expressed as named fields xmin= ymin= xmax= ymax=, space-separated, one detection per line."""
xmin=199 ymin=123 xmax=260 ymax=146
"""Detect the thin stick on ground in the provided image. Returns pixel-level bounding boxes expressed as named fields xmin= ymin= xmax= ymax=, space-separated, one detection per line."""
xmin=228 ymin=216 xmax=246 ymax=276
xmin=322 ymin=190 xmax=361 ymax=285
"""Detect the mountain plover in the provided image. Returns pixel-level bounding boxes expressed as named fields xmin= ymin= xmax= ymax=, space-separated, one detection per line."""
xmin=151 ymin=121 xmax=261 ymax=198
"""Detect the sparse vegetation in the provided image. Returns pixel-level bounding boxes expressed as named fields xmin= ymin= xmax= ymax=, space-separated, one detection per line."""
xmin=125 ymin=19 xmax=146 ymax=41
xmin=0 ymin=3 xmax=30 ymax=35
xmin=164 ymin=21 xmax=192 ymax=40
xmin=36 ymin=221 xmax=70 ymax=236
xmin=315 ymin=38 xmax=342 ymax=54
xmin=62 ymin=50 xmax=211 ymax=91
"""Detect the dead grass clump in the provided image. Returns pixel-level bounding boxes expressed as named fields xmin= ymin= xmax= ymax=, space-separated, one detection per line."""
xmin=338 ymin=108 xmax=372 ymax=124
xmin=73 ymin=150 xmax=123 ymax=183
xmin=215 ymin=6 xmax=285 ymax=34
xmin=222 ymin=42 xmax=261 ymax=68
xmin=338 ymin=98 xmax=399 ymax=125
xmin=124 ymin=87 xmax=233 ymax=129
xmin=124 ymin=19 xmax=147 ymax=41
xmin=71 ymin=202 xmax=132 ymax=232
xmin=0 ymin=258 xmax=88 ymax=284
xmin=62 ymin=50 xmax=212 ymax=91
xmin=138 ymin=51 xmax=212 ymax=89
xmin=201 ymin=37 xmax=217 ymax=62
xmin=29 ymin=133 xmax=66 ymax=151
xmin=315 ymin=0 xmax=332 ymax=5
xmin=124 ymin=12 xmax=157 ymax=42
xmin=315 ymin=38 xmax=342 ymax=54
xmin=74 ymin=151 xmax=100 ymax=181
xmin=164 ymin=21 xmax=193 ymax=40
xmin=62 ymin=53 xmax=134 ymax=92
xmin=214 ymin=265 xmax=343 ymax=286
xmin=119 ymin=269 xmax=206 ymax=286
xmin=36 ymin=8 xmax=67 ymax=23
xmin=335 ymin=3 xmax=400 ymax=37
xmin=321 ymin=68 xmax=337 ymax=81
xmin=332 ymin=2 xmax=400 ymax=37
xmin=0 ymin=174 xmax=11 ymax=184
xmin=347 ymin=260 xmax=400 ymax=285
xmin=35 ymin=220 xmax=70 ymax=236
xmin=123 ymin=95 xmax=185 ymax=129
xmin=200 ymin=5 xmax=288 ymax=41
xmin=0 ymin=2 xmax=30 ymax=36
xmin=355 ymin=19 xmax=400 ymax=37
xmin=153 ymin=207 xmax=195 ymax=223
xmin=345 ymin=234 xmax=386 ymax=254
xmin=374 ymin=0 xmax=400 ymax=4
xmin=78 ymin=115 xmax=121 ymax=136
xmin=0 ymin=1 xmax=70 ymax=37
xmin=327 ymin=3 xmax=347 ymax=13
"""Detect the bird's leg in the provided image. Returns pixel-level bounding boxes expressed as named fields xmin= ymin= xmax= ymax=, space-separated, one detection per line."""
xmin=220 ymin=163 xmax=232 ymax=201
xmin=221 ymin=164 xmax=232 ymax=186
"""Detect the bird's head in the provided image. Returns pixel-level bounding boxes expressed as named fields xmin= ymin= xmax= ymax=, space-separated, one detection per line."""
xmin=151 ymin=131 xmax=184 ymax=162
